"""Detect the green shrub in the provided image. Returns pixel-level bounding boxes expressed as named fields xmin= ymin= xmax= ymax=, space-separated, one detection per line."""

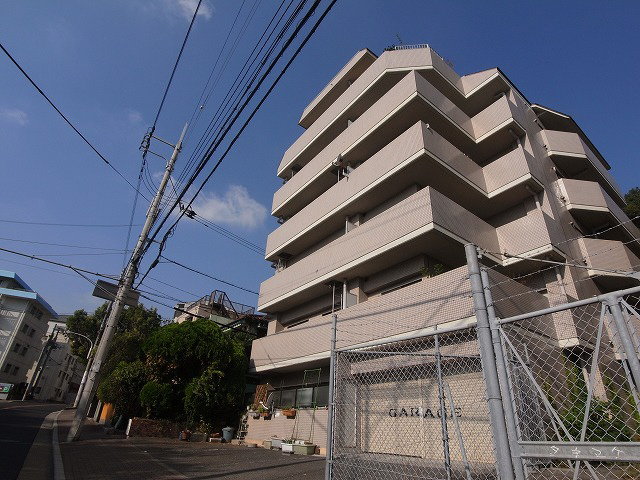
xmin=139 ymin=381 xmax=177 ymax=419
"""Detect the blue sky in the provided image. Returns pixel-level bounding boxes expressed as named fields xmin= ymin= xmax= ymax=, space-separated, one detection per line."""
xmin=1 ymin=0 xmax=638 ymax=319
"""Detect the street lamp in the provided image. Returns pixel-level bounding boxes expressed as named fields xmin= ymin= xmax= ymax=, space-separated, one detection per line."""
xmin=62 ymin=329 xmax=94 ymax=408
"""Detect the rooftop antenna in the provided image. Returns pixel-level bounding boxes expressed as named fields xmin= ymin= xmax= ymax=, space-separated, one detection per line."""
xmin=395 ymin=33 xmax=404 ymax=45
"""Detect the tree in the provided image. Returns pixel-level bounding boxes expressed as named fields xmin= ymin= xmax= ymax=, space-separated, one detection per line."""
xmin=97 ymin=360 xmax=148 ymax=419
xmin=624 ymin=187 xmax=640 ymax=228
xmin=142 ymin=319 xmax=247 ymax=426
xmin=97 ymin=317 xmax=247 ymax=427
xmin=64 ymin=302 xmax=161 ymax=363
xmin=99 ymin=304 xmax=162 ymax=380
xmin=65 ymin=306 xmax=104 ymax=359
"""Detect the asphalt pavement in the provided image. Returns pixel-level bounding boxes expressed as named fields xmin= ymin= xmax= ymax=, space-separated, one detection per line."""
xmin=4 ymin=405 xmax=325 ymax=480
xmin=0 ymin=401 xmax=63 ymax=480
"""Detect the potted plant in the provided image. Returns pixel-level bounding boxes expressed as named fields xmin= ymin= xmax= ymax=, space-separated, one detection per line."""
xmin=293 ymin=441 xmax=316 ymax=455
xmin=247 ymin=404 xmax=260 ymax=419
xmin=281 ymin=438 xmax=295 ymax=453
xmin=280 ymin=406 xmax=296 ymax=418
xmin=258 ymin=405 xmax=271 ymax=419
xmin=270 ymin=437 xmax=283 ymax=449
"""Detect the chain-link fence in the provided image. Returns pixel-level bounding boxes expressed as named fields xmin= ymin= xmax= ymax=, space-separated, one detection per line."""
xmin=327 ymin=246 xmax=640 ymax=480
xmin=332 ymin=327 xmax=498 ymax=480
xmin=497 ymin=290 xmax=640 ymax=480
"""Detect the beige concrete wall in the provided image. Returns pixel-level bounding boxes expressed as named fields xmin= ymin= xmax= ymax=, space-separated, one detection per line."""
xmin=245 ymin=408 xmax=328 ymax=453
xmin=355 ymin=371 xmax=493 ymax=464
xmin=544 ymin=130 xmax=621 ymax=197
xmin=261 ymin=187 xmax=500 ymax=310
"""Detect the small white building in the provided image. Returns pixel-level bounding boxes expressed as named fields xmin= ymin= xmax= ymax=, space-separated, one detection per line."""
xmin=0 ymin=270 xmax=57 ymax=397
xmin=27 ymin=317 xmax=83 ymax=402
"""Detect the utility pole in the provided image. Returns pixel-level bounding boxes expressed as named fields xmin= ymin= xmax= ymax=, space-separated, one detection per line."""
xmin=67 ymin=123 xmax=187 ymax=441
xmin=72 ymin=303 xmax=110 ymax=408
xmin=23 ymin=326 xmax=60 ymax=400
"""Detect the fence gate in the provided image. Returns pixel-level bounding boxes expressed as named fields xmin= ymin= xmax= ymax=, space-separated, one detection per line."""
xmin=331 ymin=327 xmax=499 ymax=480
xmin=495 ymin=289 xmax=640 ymax=480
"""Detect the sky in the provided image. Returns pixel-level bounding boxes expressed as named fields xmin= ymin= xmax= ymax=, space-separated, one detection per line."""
xmin=1 ymin=0 xmax=638 ymax=320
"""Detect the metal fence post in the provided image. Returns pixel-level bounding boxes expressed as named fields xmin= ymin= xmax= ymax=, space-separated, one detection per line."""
xmin=434 ymin=334 xmax=452 ymax=480
xmin=465 ymin=244 xmax=515 ymax=480
xmin=607 ymin=295 xmax=640 ymax=391
xmin=325 ymin=313 xmax=338 ymax=480
xmin=481 ymin=268 xmax=526 ymax=480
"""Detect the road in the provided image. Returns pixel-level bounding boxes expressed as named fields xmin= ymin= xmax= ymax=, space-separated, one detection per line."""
xmin=0 ymin=401 xmax=63 ymax=480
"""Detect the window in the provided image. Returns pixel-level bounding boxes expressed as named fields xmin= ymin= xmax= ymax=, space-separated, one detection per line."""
xmin=12 ymin=343 xmax=21 ymax=353
xmin=3 ymin=363 xmax=11 ymax=373
xmin=296 ymin=387 xmax=314 ymax=407
xmin=286 ymin=319 xmax=309 ymax=329
xmin=270 ymin=384 xmax=330 ymax=408
xmin=315 ymin=385 xmax=329 ymax=407
xmin=279 ymin=389 xmax=296 ymax=408
xmin=21 ymin=324 xmax=29 ymax=334
xmin=28 ymin=328 xmax=35 ymax=337
xmin=20 ymin=346 xmax=28 ymax=356
xmin=11 ymin=366 xmax=19 ymax=376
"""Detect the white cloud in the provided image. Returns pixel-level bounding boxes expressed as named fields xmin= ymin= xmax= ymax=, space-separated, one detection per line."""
xmin=164 ymin=0 xmax=213 ymax=22
xmin=0 ymin=107 xmax=28 ymax=126
xmin=127 ymin=109 xmax=143 ymax=124
xmin=193 ymin=185 xmax=267 ymax=229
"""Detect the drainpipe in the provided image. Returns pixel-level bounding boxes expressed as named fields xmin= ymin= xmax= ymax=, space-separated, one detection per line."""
xmin=342 ymin=281 xmax=348 ymax=310
xmin=525 ymin=185 xmax=541 ymax=211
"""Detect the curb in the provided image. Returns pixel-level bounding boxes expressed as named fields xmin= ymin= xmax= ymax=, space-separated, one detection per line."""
xmin=53 ymin=410 xmax=65 ymax=480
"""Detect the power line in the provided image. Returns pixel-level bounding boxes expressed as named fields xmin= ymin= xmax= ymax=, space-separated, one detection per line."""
xmin=0 ymin=219 xmax=143 ymax=228
xmin=147 ymin=276 xmax=202 ymax=298
xmin=159 ymin=255 xmax=259 ymax=295
xmin=177 ymin=0 xmax=300 ymax=189
xmin=141 ymin=0 xmax=335 ymax=280
xmin=0 ymin=256 xmax=80 ymax=278
xmin=125 ymin=0 xmax=204 ymax=270
xmin=0 ymin=236 xmax=127 ymax=252
xmin=0 ymin=41 xmax=147 ymax=199
xmin=0 ymin=246 xmax=119 ymax=280
xmin=188 ymin=214 xmax=265 ymax=255
xmin=183 ymin=0 xmax=250 ymax=147
xmin=20 ymin=252 xmax=124 ymax=258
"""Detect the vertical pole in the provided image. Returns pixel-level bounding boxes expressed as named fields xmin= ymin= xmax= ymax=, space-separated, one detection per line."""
xmin=325 ymin=313 xmax=338 ymax=480
xmin=72 ymin=347 xmax=92 ymax=408
xmin=23 ymin=330 xmax=51 ymax=400
xmin=607 ymin=296 xmax=640 ymax=391
xmin=67 ymin=123 xmax=187 ymax=442
xmin=465 ymin=243 xmax=515 ymax=480
xmin=435 ymin=334 xmax=452 ymax=480
xmin=72 ymin=304 xmax=110 ymax=408
xmin=481 ymin=268 xmax=526 ymax=480
xmin=24 ymin=326 xmax=59 ymax=400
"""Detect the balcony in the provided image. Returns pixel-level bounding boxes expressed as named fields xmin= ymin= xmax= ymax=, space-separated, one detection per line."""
xmin=288 ymin=47 xmax=516 ymax=176
xmin=259 ymin=186 xmax=501 ymax=313
xmin=251 ymin=266 xmax=552 ymax=373
xmin=557 ymin=178 xmax=640 ymax=252
xmin=266 ymin=121 xmax=544 ymax=261
xmin=251 ymin=267 xmax=474 ymax=372
xmin=544 ymin=130 xmax=624 ymax=204
xmin=577 ymin=238 xmax=640 ymax=291
xmin=497 ymin=208 xmax=565 ymax=272
xmin=299 ymin=48 xmax=377 ymax=128
xmin=273 ymin=71 xmax=526 ymax=218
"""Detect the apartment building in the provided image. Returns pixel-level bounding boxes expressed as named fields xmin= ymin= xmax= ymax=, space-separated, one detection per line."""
xmin=246 ymin=45 xmax=640 ymax=451
xmin=0 ymin=270 xmax=57 ymax=397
